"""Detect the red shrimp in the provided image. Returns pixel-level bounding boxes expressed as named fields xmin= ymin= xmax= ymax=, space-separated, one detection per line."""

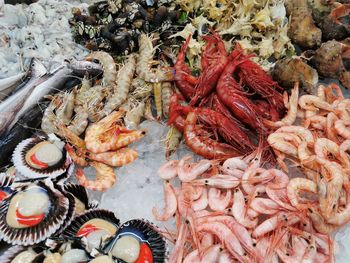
xmin=190 ymin=33 xmax=229 ymax=106
xmin=236 ymin=53 xmax=284 ymax=111
xmin=174 ymin=35 xmax=197 ymax=100
xmin=183 ymin=112 xmax=240 ymax=159
xmin=175 ymin=104 xmax=255 ymax=153
xmin=168 ymin=93 xmax=186 ymax=132
xmin=216 ymin=51 xmax=265 ymax=132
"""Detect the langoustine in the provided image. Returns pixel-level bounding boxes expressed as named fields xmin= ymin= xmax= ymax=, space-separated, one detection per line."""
xmin=154 ymin=152 xmax=334 ymax=262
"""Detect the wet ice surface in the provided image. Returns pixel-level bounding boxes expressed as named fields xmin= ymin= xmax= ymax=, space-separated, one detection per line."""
xmin=99 ymin=120 xmax=188 ymax=232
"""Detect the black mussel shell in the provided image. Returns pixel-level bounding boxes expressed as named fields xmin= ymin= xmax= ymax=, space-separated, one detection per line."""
xmin=63 ymin=183 xmax=98 ymax=213
xmin=12 ymin=136 xmax=72 ymax=180
xmin=0 ymin=180 xmax=70 ymax=245
xmin=106 ymin=219 xmax=166 ymax=263
xmin=62 ymin=209 xmax=120 ymax=239
xmin=0 ymin=245 xmax=44 ymax=263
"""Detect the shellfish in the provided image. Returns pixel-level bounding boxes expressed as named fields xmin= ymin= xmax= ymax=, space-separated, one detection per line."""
xmin=63 ymin=183 xmax=98 ymax=216
xmin=0 ymin=245 xmax=43 ymax=263
xmin=62 ymin=209 xmax=120 ymax=252
xmin=0 ymin=180 xmax=72 ymax=245
xmin=12 ymin=135 xmax=73 ymax=180
xmin=0 ymin=167 xmax=15 ymax=202
xmin=105 ymin=219 xmax=167 ymax=263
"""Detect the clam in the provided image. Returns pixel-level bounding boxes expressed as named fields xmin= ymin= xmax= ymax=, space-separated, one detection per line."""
xmin=0 ymin=245 xmax=43 ymax=263
xmin=105 ymin=219 xmax=167 ymax=263
xmin=62 ymin=209 xmax=120 ymax=252
xmin=63 ymin=183 xmax=98 ymax=216
xmin=0 ymin=180 xmax=72 ymax=245
xmin=12 ymin=135 xmax=73 ymax=180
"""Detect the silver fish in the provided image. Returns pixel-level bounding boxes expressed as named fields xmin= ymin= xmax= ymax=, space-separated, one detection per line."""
xmin=0 ymin=59 xmax=47 ymax=136
xmin=67 ymin=59 xmax=103 ymax=78
xmin=0 ymin=72 xmax=27 ymax=101
xmin=7 ymin=60 xmax=103 ymax=133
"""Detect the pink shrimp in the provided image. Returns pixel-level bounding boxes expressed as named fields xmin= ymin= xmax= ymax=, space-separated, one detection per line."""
xmin=177 ymin=155 xmax=212 ymax=182
xmin=152 ymin=181 xmax=177 ymax=221
xmin=250 ymin=197 xmax=281 ymax=215
xmin=157 ymin=160 xmax=179 ymax=180
xmin=208 ymin=188 xmax=232 ymax=211
xmin=191 ymin=174 xmax=240 ymax=189
xmin=232 ymin=188 xmax=258 ymax=229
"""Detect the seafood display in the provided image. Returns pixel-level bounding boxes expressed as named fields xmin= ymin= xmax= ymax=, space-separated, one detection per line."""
xmin=2 ymin=0 xmax=350 ymax=262
xmin=268 ymin=82 xmax=350 ymax=233
xmin=70 ymin=0 xmax=184 ymax=55
xmin=168 ymin=33 xmax=284 ymax=159
xmin=0 ymin=0 xmax=91 ymax=78
xmin=273 ymin=1 xmax=350 ymax=90
xmin=155 ymin=152 xmax=334 ymax=262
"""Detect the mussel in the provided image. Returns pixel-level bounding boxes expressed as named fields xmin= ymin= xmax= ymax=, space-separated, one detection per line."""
xmin=12 ymin=135 xmax=73 ymax=180
xmin=0 ymin=180 xmax=72 ymax=245
xmin=105 ymin=219 xmax=167 ymax=263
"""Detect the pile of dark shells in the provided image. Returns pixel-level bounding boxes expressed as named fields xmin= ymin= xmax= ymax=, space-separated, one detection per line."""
xmin=70 ymin=0 xmax=187 ymax=55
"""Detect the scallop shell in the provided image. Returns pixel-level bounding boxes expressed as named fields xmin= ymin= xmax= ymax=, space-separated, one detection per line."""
xmin=0 ymin=180 xmax=71 ymax=245
xmin=12 ymin=136 xmax=72 ymax=179
xmin=63 ymin=183 xmax=98 ymax=213
xmin=62 ymin=209 xmax=120 ymax=253
xmin=62 ymin=209 xmax=120 ymax=239
xmin=0 ymin=245 xmax=43 ymax=263
xmin=0 ymin=169 xmax=15 ymax=202
xmin=106 ymin=219 xmax=167 ymax=263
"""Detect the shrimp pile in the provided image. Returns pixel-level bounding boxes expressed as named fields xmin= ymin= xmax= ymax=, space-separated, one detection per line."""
xmin=56 ymin=109 xmax=145 ymax=192
xmin=167 ymin=33 xmax=284 ymax=160
xmin=154 ymin=150 xmax=334 ymax=262
xmin=267 ymin=82 xmax=350 ymax=233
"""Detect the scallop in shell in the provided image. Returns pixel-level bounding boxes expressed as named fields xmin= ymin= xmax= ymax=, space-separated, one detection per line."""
xmin=62 ymin=209 xmax=120 ymax=252
xmin=106 ymin=219 xmax=167 ymax=263
xmin=63 ymin=183 xmax=98 ymax=216
xmin=0 ymin=245 xmax=43 ymax=263
xmin=0 ymin=180 xmax=71 ymax=245
xmin=12 ymin=135 xmax=73 ymax=180
xmin=0 ymin=167 xmax=16 ymax=202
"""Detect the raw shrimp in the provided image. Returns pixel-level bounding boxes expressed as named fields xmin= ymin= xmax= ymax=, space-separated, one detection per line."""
xmin=161 ymin=82 xmax=173 ymax=118
xmin=287 ymin=178 xmax=317 ymax=210
xmin=183 ymin=112 xmax=239 ymax=159
xmin=221 ymin=157 xmax=247 ymax=175
xmin=232 ymin=188 xmax=258 ymax=228
xmin=265 ymin=82 xmax=299 ymax=127
xmin=307 ymin=208 xmax=338 ymax=234
xmin=183 ymin=250 xmax=200 ymax=263
xmin=201 ymin=244 xmax=221 ymax=262
xmin=75 ymin=161 xmax=116 ymax=192
xmin=177 ymin=155 xmax=212 ymax=182
xmin=67 ymin=106 xmax=89 ymax=136
xmin=165 ymin=126 xmax=182 ymax=159
xmin=298 ymin=95 xmax=334 ymax=112
xmin=266 ymin=187 xmax=296 ymax=211
xmin=88 ymin=148 xmax=138 ymax=167
xmin=136 ymin=34 xmax=173 ymax=83
xmin=252 ymin=212 xmax=300 ymax=238
xmin=153 ymin=82 xmax=162 ymax=119
xmin=41 ymin=96 xmax=61 ymax=135
xmin=275 ymin=126 xmax=314 ymax=143
xmin=157 ymin=160 xmax=178 ymax=180
xmin=196 ymin=222 xmax=247 ymax=262
xmin=208 ymin=188 xmax=232 ymax=211
xmin=267 ymin=133 xmax=298 ymax=157
xmin=336 ymin=99 xmax=350 ymax=122
xmin=103 ymin=54 xmax=136 ymax=115
xmin=86 ymin=85 xmax=107 ymax=122
xmin=85 ymin=51 xmax=117 ymax=90
xmin=326 ymin=112 xmax=340 ymax=143
xmin=192 ymin=187 xmax=208 ymax=211
xmin=130 ymin=78 xmax=153 ymax=99
xmin=335 ymin=119 xmax=350 ymax=139
xmin=152 ymin=181 xmax=177 ymax=221
xmin=191 ymin=175 xmax=240 ymax=189
xmin=250 ymin=198 xmax=281 ymax=215
xmin=55 ymin=91 xmax=75 ymax=126
xmin=57 ymin=123 xmax=86 ymax=149
xmin=65 ymin=144 xmax=88 ymax=167
xmin=124 ymin=100 xmax=145 ymax=130
xmin=314 ymin=138 xmax=350 ymax=168
xmin=168 ymin=221 xmax=188 ymax=263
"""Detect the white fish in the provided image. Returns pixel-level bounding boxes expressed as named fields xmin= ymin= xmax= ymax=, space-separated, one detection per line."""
xmin=0 ymin=72 xmax=26 ymax=101
xmin=0 ymin=59 xmax=47 ymax=136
